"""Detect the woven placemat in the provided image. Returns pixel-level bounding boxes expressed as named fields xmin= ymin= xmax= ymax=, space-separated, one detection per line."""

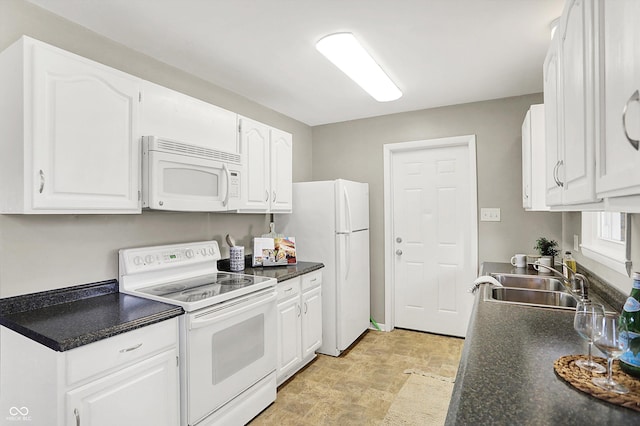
xmin=554 ymin=355 xmax=640 ymax=412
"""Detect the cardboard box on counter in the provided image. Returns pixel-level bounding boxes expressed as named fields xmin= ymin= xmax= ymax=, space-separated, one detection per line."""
xmin=252 ymin=237 xmax=297 ymax=267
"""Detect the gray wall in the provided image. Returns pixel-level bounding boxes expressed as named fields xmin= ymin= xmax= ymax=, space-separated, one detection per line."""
xmin=0 ymin=1 xmax=574 ymax=321
xmin=311 ymin=94 xmax=563 ymax=324
xmin=0 ymin=0 xmax=313 ymax=297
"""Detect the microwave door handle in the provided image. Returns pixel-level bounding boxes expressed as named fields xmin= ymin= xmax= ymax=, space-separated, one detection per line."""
xmin=222 ymin=164 xmax=230 ymax=207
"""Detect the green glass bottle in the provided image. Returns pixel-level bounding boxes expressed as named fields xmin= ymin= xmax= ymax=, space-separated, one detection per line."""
xmin=619 ymin=272 xmax=640 ymax=378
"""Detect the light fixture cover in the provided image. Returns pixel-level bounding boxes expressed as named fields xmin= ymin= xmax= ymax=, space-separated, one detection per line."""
xmin=316 ymin=32 xmax=402 ymax=102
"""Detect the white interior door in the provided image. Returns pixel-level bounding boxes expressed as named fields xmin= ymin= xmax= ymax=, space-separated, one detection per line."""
xmin=386 ymin=136 xmax=477 ymax=337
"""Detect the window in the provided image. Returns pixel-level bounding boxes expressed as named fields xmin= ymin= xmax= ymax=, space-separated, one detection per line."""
xmin=581 ymin=212 xmax=631 ymax=276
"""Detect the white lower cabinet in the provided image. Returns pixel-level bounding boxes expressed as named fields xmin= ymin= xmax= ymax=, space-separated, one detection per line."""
xmin=301 ymin=284 xmax=322 ymax=359
xmin=66 ymin=350 xmax=178 ymax=426
xmin=0 ymin=318 xmax=179 ymax=426
xmin=276 ymin=270 xmax=322 ymax=385
xmin=277 ymin=280 xmax=303 ymax=379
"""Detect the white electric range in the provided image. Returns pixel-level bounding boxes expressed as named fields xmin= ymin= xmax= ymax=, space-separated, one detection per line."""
xmin=119 ymin=240 xmax=277 ymax=426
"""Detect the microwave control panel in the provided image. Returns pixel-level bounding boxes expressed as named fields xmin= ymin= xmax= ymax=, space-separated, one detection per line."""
xmin=229 ymin=171 xmax=240 ymax=198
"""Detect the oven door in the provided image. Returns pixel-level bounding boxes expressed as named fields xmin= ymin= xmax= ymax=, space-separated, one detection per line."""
xmin=144 ymin=149 xmax=240 ymax=211
xmin=185 ymin=288 xmax=276 ymax=425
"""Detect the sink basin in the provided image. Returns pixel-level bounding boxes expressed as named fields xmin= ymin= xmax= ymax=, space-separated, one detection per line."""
xmin=484 ymin=287 xmax=578 ymax=310
xmin=490 ymin=273 xmax=567 ymax=291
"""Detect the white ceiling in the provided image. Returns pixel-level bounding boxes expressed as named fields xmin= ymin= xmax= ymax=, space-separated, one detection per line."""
xmin=27 ymin=0 xmax=564 ymax=126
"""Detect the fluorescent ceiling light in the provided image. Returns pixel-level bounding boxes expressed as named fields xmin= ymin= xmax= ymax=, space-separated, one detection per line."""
xmin=316 ymin=32 xmax=402 ymax=102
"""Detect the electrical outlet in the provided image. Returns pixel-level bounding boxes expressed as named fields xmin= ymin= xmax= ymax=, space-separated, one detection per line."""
xmin=573 ymin=235 xmax=580 ymax=252
xmin=480 ymin=208 xmax=501 ymax=222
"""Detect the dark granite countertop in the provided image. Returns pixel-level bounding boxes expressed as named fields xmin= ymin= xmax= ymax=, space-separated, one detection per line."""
xmin=218 ymin=259 xmax=324 ymax=282
xmin=0 ymin=280 xmax=183 ymax=352
xmin=446 ymin=263 xmax=640 ymax=425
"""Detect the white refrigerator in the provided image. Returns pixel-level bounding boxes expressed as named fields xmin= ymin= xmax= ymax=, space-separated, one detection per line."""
xmin=275 ymin=179 xmax=370 ymax=356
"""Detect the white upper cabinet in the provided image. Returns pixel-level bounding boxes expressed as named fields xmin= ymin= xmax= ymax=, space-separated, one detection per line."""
xmin=559 ymin=0 xmax=598 ymax=205
xmin=544 ymin=36 xmax=563 ymax=206
xmin=270 ymin=128 xmax=293 ymax=213
xmin=595 ymin=0 xmax=640 ymax=200
xmin=522 ymin=104 xmax=549 ymax=211
xmin=522 ymin=108 xmax=532 ymax=209
xmin=238 ymin=116 xmax=293 ymax=213
xmin=139 ymin=80 xmax=238 ymax=154
xmin=0 ymin=36 xmax=141 ymax=214
xmin=239 ymin=117 xmax=271 ymax=212
xmin=544 ymin=0 xmax=600 ymax=208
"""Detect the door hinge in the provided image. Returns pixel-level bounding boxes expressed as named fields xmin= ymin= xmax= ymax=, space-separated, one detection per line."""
xmin=176 ymin=356 xmax=179 ymax=367
xmin=138 ymin=91 xmax=142 ymax=102
xmin=138 ymin=190 xmax=141 ymax=201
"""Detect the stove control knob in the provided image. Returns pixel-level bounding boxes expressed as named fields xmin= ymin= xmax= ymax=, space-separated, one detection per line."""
xmin=144 ymin=255 xmax=154 ymax=264
xmin=133 ymin=256 xmax=143 ymax=266
xmin=185 ymin=249 xmax=194 ymax=259
xmin=208 ymin=247 xmax=215 ymax=255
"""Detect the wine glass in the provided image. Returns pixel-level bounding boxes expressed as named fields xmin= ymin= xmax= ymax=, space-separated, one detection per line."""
xmin=573 ymin=301 xmax=606 ymax=373
xmin=592 ymin=314 xmax=629 ymax=394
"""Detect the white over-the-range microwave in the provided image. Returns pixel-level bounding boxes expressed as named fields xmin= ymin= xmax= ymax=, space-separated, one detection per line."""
xmin=142 ymin=136 xmax=241 ymax=212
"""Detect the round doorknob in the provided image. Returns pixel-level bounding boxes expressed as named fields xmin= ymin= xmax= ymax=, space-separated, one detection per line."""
xmin=396 ymin=249 xmax=403 ymax=256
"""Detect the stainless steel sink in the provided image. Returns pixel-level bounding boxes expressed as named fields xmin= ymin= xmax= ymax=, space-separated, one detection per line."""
xmin=484 ymin=287 xmax=578 ymax=310
xmin=490 ymin=273 xmax=567 ymax=291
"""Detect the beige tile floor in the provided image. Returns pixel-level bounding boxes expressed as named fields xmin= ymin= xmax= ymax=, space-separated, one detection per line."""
xmin=250 ymin=328 xmax=464 ymax=425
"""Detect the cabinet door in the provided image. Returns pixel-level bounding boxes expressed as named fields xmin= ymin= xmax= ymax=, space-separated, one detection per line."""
xmin=522 ymin=110 xmax=532 ymax=209
xmin=239 ymin=117 xmax=270 ymax=211
xmin=302 ymin=286 xmax=322 ymax=358
xmin=139 ymin=80 xmax=238 ymax=153
xmin=596 ymin=0 xmax=640 ymax=197
xmin=31 ymin=42 xmax=140 ymax=212
xmin=66 ymin=349 xmax=179 ymax=426
xmin=276 ymin=296 xmax=302 ymax=381
xmin=270 ymin=128 xmax=293 ymax=212
xmin=544 ymin=36 xmax=563 ymax=206
xmin=559 ymin=0 xmax=597 ymax=205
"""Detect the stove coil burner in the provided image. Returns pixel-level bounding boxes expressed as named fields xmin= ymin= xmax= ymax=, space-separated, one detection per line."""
xmin=217 ymin=276 xmax=253 ymax=286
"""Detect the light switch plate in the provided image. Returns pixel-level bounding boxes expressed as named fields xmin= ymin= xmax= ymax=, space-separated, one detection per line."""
xmin=480 ymin=208 xmax=501 ymax=222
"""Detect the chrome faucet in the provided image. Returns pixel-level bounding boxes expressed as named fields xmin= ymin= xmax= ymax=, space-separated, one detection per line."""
xmin=529 ymin=262 xmax=589 ymax=300
xmin=468 ymin=275 xmax=504 ymax=294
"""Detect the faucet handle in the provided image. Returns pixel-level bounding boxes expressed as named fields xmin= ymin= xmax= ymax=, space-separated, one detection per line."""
xmin=574 ymin=273 xmax=589 ymax=299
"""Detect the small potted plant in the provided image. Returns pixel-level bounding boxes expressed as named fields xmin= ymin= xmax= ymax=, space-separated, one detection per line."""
xmin=534 ymin=237 xmax=559 ymax=271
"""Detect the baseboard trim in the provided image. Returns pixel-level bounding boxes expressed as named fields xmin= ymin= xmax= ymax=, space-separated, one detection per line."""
xmin=369 ymin=322 xmax=389 ymax=332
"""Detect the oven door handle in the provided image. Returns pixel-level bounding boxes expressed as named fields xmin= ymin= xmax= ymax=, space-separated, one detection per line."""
xmin=189 ymin=289 xmax=276 ymax=330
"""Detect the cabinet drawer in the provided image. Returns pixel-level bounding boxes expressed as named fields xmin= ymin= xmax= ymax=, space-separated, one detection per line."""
xmin=301 ymin=270 xmax=322 ymax=292
xmin=277 ymin=278 xmax=301 ymax=302
xmin=66 ymin=318 xmax=178 ymax=386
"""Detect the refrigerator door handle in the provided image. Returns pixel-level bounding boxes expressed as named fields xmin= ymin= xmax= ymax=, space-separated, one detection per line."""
xmin=345 ymin=233 xmax=351 ymax=280
xmin=343 ymin=186 xmax=353 ymax=233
